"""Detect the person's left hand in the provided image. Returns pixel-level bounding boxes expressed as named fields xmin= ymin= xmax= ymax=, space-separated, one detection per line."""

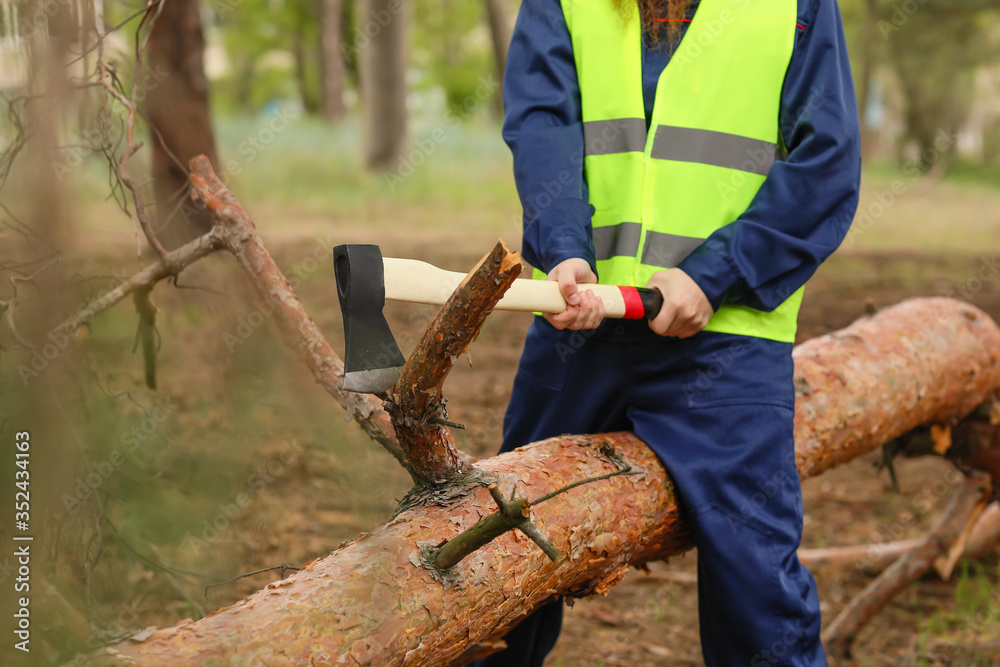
xmin=646 ymin=269 xmax=714 ymax=338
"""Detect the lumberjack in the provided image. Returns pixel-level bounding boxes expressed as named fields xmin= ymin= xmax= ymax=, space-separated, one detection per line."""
xmin=475 ymin=0 xmax=862 ymax=665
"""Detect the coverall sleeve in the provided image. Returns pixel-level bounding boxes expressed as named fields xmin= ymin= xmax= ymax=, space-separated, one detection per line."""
xmin=677 ymin=0 xmax=862 ymax=312
xmin=502 ymin=0 xmax=595 ymax=275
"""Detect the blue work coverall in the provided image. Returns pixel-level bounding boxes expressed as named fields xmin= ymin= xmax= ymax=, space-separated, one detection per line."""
xmin=476 ymin=0 xmax=861 ymax=665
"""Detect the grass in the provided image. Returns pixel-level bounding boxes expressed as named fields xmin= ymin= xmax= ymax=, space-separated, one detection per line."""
xmin=914 ymin=560 xmax=1000 ymax=664
xmin=846 ymin=160 xmax=1000 ymax=255
xmin=63 ymin=115 xmax=1000 ymax=263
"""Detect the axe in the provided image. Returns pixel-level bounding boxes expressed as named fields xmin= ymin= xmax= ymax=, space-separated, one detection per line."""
xmin=334 ymin=244 xmax=664 ymax=394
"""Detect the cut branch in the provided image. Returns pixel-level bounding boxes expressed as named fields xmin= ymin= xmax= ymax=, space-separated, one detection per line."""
xmin=821 ymin=471 xmax=994 ymax=657
xmin=431 ymin=482 xmax=557 ymax=570
xmin=386 ymin=240 xmax=522 ymax=484
xmin=99 ymin=296 xmax=1000 ymax=666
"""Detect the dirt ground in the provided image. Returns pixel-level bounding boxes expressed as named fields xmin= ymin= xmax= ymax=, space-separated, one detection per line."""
xmin=219 ymin=236 xmax=1000 ymax=667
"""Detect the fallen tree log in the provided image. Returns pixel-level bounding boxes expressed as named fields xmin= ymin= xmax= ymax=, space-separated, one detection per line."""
xmin=92 ymin=295 xmax=1000 ymax=666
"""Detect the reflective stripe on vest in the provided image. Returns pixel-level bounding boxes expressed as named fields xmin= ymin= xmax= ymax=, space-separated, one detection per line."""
xmin=554 ymin=0 xmax=803 ymax=342
xmin=594 ymin=222 xmax=705 ymax=268
xmin=585 ymin=121 xmax=780 ymax=176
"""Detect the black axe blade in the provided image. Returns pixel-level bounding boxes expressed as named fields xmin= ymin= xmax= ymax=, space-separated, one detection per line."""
xmin=334 ymin=244 xmax=406 ymax=394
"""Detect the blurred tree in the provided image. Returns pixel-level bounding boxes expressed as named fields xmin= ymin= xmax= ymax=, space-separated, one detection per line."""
xmin=320 ymin=0 xmax=346 ymax=122
xmin=214 ymin=0 xmax=325 ymax=115
xmin=360 ymin=0 xmax=408 ymax=170
xmin=414 ymin=0 xmax=494 ymax=116
xmin=341 ymin=0 xmax=360 ymax=89
xmin=483 ymin=0 xmax=511 ymax=115
xmin=146 ymin=0 xmax=220 ymax=248
xmin=840 ymin=0 xmax=1000 ymax=170
xmin=881 ymin=2 xmax=998 ymax=171
xmin=289 ymin=0 xmax=321 ymax=115
xmin=856 ymin=0 xmax=879 ymax=158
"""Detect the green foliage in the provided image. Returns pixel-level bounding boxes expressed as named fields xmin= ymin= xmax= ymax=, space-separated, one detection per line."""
xmin=944 ymin=161 xmax=1000 ymax=188
xmin=209 ymin=110 xmax=517 ymax=224
xmin=210 ymin=0 xmax=322 ymax=114
xmin=412 ymin=0 xmax=497 ymax=116
xmin=209 ymin=0 xmax=512 ymax=117
xmin=913 ymin=559 xmax=1000 ymax=663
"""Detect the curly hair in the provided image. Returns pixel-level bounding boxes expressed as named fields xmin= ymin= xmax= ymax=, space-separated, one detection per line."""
xmin=613 ymin=0 xmax=694 ymax=46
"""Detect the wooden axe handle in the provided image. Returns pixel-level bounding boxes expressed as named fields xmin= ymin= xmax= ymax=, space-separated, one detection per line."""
xmin=383 ymin=258 xmax=662 ymax=319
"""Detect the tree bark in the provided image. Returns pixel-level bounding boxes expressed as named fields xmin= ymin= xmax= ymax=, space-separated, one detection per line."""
xmin=145 ymin=0 xmax=219 ymax=249
xmin=482 ymin=0 xmax=510 ymax=116
xmin=95 ymin=295 xmax=1000 ymax=666
xmin=320 ymin=0 xmax=347 ymax=122
xmin=360 ymin=0 xmax=408 ymax=170
xmin=292 ymin=15 xmax=320 ymax=115
xmin=857 ymin=0 xmax=878 ymax=159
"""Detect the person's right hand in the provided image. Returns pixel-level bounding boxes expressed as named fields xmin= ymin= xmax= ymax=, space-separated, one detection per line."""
xmin=543 ymin=258 xmax=606 ymax=331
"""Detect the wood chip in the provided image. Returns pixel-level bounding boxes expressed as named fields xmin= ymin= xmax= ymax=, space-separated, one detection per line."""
xmin=930 ymin=423 xmax=952 ymax=455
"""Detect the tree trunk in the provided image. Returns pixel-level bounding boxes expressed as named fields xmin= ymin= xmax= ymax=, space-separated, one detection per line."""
xmin=482 ymin=0 xmax=510 ymax=116
xmin=145 ymin=0 xmax=219 ymax=249
xmin=292 ymin=17 xmax=320 ymax=115
xmin=857 ymin=0 xmax=878 ymax=159
xmin=360 ymin=0 xmax=408 ymax=170
xmin=340 ymin=0 xmax=360 ymax=89
xmin=320 ymin=0 xmax=346 ymax=122
xmin=97 ymin=297 xmax=1000 ymax=666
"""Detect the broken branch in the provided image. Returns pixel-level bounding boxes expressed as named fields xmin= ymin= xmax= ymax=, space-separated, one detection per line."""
xmin=799 ymin=502 xmax=1000 ymax=573
xmin=51 ymin=230 xmax=223 ymax=339
xmin=132 ymin=286 xmax=158 ymax=389
xmin=386 ymin=240 xmax=522 ymax=484
xmin=185 ymin=155 xmax=409 ymax=470
xmin=821 ymin=471 xmax=993 ymax=657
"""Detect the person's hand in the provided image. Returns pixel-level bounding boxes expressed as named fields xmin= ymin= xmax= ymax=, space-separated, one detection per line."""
xmin=543 ymin=258 xmax=606 ymax=330
xmin=646 ymin=269 xmax=713 ymax=338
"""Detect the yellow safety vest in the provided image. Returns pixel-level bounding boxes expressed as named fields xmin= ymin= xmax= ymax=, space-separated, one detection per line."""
xmin=540 ymin=0 xmax=802 ymax=342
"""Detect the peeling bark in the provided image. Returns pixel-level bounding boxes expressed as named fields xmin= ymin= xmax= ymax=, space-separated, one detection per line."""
xmin=94 ymin=294 xmax=1000 ymax=666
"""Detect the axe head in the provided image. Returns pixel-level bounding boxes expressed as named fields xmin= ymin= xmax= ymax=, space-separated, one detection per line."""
xmin=334 ymin=244 xmax=406 ymax=394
